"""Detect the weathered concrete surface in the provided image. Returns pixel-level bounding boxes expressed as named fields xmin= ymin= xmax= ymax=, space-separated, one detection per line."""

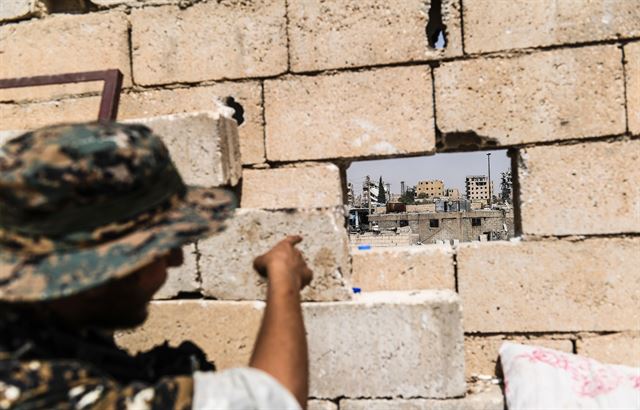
xmin=463 ymin=0 xmax=640 ymax=53
xmin=117 ymin=291 xmax=465 ymax=399
xmin=115 ymin=300 xmax=265 ymax=370
xmin=0 ymin=12 xmax=131 ymax=102
xmin=119 ymin=83 xmax=264 ymax=165
xmin=0 ymin=0 xmax=40 ymax=22
xmin=153 ymin=243 xmax=199 ymax=300
xmin=0 ymin=98 xmax=102 ymax=132
xmin=465 ymin=335 xmax=573 ymax=379
xmin=198 ymin=208 xmax=351 ymax=301
xmin=518 ymin=139 xmax=640 ymax=235
xmin=308 ymin=400 xmax=337 ymax=410
xmin=577 ymin=332 xmax=640 ymax=367
xmin=287 ymin=0 xmax=462 ymax=72
xmin=265 ymin=66 xmax=434 ymax=161
xmin=457 ymin=238 xmax=640 ymax=332
xmin=1 ymin=107 xmax=244 ymax=192
xmin=435 ymin=46 xmax=625 ymax=148
xmin=241 ymin=163 xmax=343 ymax=209
xmin=340 ymin=385 xmax=503 ymax=409
xmin=0 ymin=82 xmax=264 ymax=165
xmin=350 ymin=245 xmax=455 ymax=292
xmin=626 ymin=42 xmax=640 ymax=135
xmin=306 ymin=291 xmax=465 ymax=399
xmin=126 ymin=110 xmax=241 ymax=187
xmin=131 ymin=1 xmax=287 ymax=85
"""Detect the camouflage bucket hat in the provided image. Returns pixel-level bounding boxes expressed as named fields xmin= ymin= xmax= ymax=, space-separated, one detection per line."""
xmin=0 ymin=122 xmax=235 ymax=302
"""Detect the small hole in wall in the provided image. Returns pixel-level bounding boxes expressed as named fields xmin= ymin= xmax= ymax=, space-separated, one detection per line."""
xmin=426 ymin=0 xmax=447 ymax=49
xmin=346 ymin=150 xmax=516 ymax=246
xmin=224 ymin=96 xmax=245 ymax=126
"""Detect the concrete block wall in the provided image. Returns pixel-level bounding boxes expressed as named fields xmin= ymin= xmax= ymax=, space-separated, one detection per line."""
xmin=2 ymin=0 xmax=639 ymax=406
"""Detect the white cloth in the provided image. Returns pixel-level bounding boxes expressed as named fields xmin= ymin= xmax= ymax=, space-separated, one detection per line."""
xmin=192 ymin=368 xmax=302 ymax=410
xmin=500 ymin=342 xmax=640 ymax=409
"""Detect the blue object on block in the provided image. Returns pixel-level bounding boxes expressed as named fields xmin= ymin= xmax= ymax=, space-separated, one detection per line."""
xmin=357 ymin=245 xmax=371 ymax=250
xmin=352 ymin=287 xmax=361 ymax=294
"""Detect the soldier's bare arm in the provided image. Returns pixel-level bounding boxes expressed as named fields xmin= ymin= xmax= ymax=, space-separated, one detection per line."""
xmin=250 ymin=236 xmax=313 ymax=409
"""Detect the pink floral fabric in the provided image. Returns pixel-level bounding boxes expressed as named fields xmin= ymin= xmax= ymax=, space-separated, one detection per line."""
xmin=500 ymin=342 xmax=640 ymax=409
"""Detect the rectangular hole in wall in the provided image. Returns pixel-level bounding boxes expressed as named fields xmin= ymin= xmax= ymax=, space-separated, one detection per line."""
xmin=47 ymin=0 xmax=93 ymax=14
xmin=346 ymin=150 xmax=516 ymax=247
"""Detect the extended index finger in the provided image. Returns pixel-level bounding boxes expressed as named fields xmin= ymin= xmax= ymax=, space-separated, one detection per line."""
xmin=284 ymin=235 xmax=303 ymax=246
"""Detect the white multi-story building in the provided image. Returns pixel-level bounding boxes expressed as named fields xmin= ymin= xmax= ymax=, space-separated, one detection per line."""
xmin=362 ymin=176 xmax=389 ymax=206
xmin=465 ymin=175 xmax=494 ymax=203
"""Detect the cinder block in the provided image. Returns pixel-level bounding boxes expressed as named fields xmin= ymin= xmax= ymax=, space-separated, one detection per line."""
xmin=153 ymin=243 xmax=199 ymax=300
xmin=308 ymin=400 xmax=337 ymax=410
xmin=435 ymin=46 xmax=625 ymax=149
xmin=118 ymin=291 xmax=465 ymax=398
xmin=307 ymin=291 xmax=465 ymax=398
xmin=0 ymin=0 xmax=39 ymax=22
xmin=241 ymin=164 xmax=343 ymax=209
xmin=115 ymin=300 xmax=265 ymax=370
xmin=0 ymin=82 xmax=264 ymax=164
xmin=287 ymin=0 xmax=462 ymax=72
xmin=577 ymin=332 xmax=640 ymax=367
xmin=265 ymin=66 xmax=434 ymax=161
xmin=0 ymin=12 xmax=131 ymax=102
xmin=465 ymin=336 xmax=573 ymax=379
xmin=457 ymin=238 xmax=640 ymax=333
xmin=626 ymin=42 xmax=640 ymax=135
xmin=1 ymin=109 xmax=244 ymax=186
xmin=0 ymin=98 xmax=102 ymax=131
xmin=118 ymin=83 xmax=264 ymax=165
xmin=350 ymin=245 xmax=455 ymax=292
xmin=131 ymin=1 xmax=287 ymax=85
xmin=463 ymin=1 xmax=640 ymax=54
xmin=126 ymin=110 xmax=241 ymax=188
xmin=518 ymin=139 xmax=640 ymax=235
xmin=339 ymin=385 xmax=503 ymax=410
xmin=198 ymin=208 xmax=351 ymax=301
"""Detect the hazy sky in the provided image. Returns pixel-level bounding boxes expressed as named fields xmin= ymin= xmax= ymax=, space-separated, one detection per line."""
xmin=347 ymin=150 xmax=511 ymax=195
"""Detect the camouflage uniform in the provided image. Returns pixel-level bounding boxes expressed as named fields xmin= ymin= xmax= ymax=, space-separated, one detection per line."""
xmin=0 ymin=123 xmax=241 ymax=409
xmin=0 ymin=306 xmax=212 ymax=409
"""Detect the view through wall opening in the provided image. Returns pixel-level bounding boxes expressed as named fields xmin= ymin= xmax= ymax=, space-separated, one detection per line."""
xmin=346 ymin=150 xmax=515 ymax=247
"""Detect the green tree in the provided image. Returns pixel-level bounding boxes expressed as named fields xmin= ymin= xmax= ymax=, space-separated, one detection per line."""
xmin=377 ymin=176 xmax=386 ymax=204
xmin=399 ymin=186 xmax=416 ymax=205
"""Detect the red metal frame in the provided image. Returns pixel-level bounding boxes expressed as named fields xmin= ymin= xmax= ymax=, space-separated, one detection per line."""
xmin=0 ymin=69 xmax=124 ymax=122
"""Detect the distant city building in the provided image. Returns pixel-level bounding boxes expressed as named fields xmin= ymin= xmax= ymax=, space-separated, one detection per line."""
xmin=416 ymin=179 xmax=444 ymax=198
xmin=445 ymin=188 xmax=460 ymax=200
xmin=361 ymin=175 xmax=389 ymax=207
xmin=465 ymin=175 xmax=494 ymax=203
xmin=347 ymin=182 xmax=355 ymax=207
xmin=353 ymin=194 xmax=363 ymax=208
xmin=501 ymin=171 xmax=513 ymax=203
xmin=369 ymin=209 xmax=515 ymax=243
xmin=362 ymin=176 xmax=375 ymax=207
